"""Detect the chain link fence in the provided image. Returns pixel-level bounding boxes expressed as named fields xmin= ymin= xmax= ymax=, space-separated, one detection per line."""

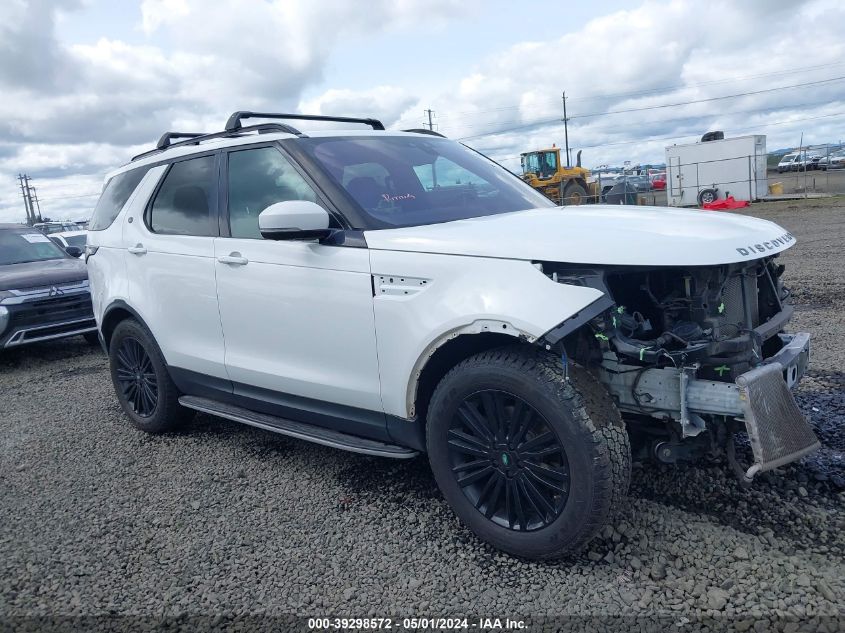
xmin=766 ymin=143 xmax=845 ymax=196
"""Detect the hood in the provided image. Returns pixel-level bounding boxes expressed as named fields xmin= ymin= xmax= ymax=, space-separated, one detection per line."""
xmin=364 ymin=205 xmax=796 ymax=266
xmin=0 ymin=257 xmax=88 ymax=292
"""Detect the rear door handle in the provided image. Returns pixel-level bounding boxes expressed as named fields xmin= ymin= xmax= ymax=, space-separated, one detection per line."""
xmin=218 ymin=253 xmax=248 ymax=266
xmin=128 ymin=244 xmax=147 ymax=255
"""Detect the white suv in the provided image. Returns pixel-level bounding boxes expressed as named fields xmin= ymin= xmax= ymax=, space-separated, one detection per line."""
xmin=88 ymin=112 xmax=818 ymax=559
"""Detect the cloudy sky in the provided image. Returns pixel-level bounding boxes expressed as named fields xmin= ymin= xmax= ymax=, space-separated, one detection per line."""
xmin=1 ymin=0 xmax=844 ymax=223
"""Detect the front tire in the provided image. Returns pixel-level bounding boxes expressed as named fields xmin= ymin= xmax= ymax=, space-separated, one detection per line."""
xmin=108 ymin=318 xmax=189 ymax=433
xmin=562 ymin=182 xmax=587 ymax=205
xmin=426 ymin=347 xmax=630 ymax=560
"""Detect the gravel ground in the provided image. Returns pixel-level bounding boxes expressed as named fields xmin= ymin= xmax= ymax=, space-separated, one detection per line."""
xmin=1 ymin=199 xmax=844 ymax=632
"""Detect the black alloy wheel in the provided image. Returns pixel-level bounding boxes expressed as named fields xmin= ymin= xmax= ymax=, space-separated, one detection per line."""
xmin=115 ymin=336 xmax=158 ymax=417
xmin=427 ymin=347 xmax=631 ymax=559
xmin=447 ymin=389 xmax=570 ymax=532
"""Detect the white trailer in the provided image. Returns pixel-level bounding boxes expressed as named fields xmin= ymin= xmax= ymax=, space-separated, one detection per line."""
xmin=665 ymin=135 xmax=767 ymax=206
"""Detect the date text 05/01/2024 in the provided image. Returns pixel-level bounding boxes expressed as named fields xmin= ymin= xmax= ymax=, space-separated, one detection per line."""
xmin=307 ymin=617 xmax=527 ymax=630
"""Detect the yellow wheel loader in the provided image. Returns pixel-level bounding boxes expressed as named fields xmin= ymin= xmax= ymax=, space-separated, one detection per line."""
xmin=519 ymin=147 xmax=598 ymax=205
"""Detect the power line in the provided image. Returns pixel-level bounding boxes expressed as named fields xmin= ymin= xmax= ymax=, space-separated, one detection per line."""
xmin=568 ymin=76 xmax=845 ymax=121
xmin=475 ymin=111 xmax=845 ymax=164
xmin=389 ymin=60 xmax=845 ymax=131
xmin=35 ymin=192 xmax=100 ymax=202
xmin=431 ymin=60 xmax=845 ymax=122
xmin=487 ymin=98 xmax=841 ymax=144
xmin=456 ymin=75 xmax=845 ymax=141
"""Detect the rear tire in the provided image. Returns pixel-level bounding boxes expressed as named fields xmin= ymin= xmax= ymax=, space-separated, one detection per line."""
xmin=426 ymin=346 xmax=630 ymax=559
xmin=108 ymin=318 xmax=190 ymax=433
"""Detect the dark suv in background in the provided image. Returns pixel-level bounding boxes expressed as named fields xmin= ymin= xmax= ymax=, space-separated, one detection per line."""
xmin=0 ymin=224 xmax=97 ymax=349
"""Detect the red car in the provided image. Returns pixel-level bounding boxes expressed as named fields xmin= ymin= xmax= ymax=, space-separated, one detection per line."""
xmin=650 ymin=172 xmax=666 ymax=190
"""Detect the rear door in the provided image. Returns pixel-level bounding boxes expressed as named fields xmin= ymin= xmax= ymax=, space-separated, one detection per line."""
xmin=213 ymin=144 xmax=385 ymax=438
xmin=122 ymin=152 xmax=230 ymax=389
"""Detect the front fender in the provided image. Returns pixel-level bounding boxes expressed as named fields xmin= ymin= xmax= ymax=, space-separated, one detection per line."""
xmin=369 ymin=250 xmax=604 ymax=419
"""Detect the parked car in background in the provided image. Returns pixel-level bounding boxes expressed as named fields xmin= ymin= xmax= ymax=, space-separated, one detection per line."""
xmin=817 ymin=149 xmax=845 ymax=170
xmin=830 ymin=151 xmax=845 ymax=170
xmin=597 ymin=173 xmax=622 ymax=199
xmin=0 ymin=224 xmax=97 ymax=348
xmin=48 ymin=230 xmax=88 ymax=257
xmin=777 ymin=152 xmax=820 ymax=173
xmin=597 ymin=173 xmax=649 ymax=198
xmin=777 ymin=153 xmax=801 ymax=173
xmin=650 ymin=172 xmax=667 ymax=190
xmin=622 ymin=174 xmax=651 ymax=193
xmin=33 ymin=221 xmax=80 ymax=235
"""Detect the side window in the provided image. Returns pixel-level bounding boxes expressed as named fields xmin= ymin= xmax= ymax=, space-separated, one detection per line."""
xmin=89 ymin=165 xmax=151 ymax=231
xmin=227 ymin=147 xmax=320 ymax=239
xmin=149 ymin=155 xmax=217 ymax=236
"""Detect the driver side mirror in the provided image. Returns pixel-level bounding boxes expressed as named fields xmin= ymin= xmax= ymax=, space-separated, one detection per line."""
xmin=258 ymin=201 xmax=333 ymax=241
xmin=65 ymin=245 xmax=83 ymax=258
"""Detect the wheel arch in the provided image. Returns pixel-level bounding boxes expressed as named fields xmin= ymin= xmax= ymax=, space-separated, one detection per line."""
xmin=406 ymin=293 xmax=615 ymax=426
xmin=100 ymin=300 xmax=151 ymax=352
xmin=408 ymin=327 xmax=528 ymax=427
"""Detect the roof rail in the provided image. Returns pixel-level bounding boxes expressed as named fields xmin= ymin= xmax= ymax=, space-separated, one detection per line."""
xmin=130 ymin=123 xmax=303 ymax=162
xmin=402 ymin=128 xmax=446 ymax=138
xmin=156 ymin=132 xmax=205 ymax=150
xmin=225 ymin=111 xmax=385 ymax=132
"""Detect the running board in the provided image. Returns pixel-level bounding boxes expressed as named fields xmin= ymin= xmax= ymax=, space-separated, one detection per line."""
xmin=178 ymin=395 xmax=419 ymax=459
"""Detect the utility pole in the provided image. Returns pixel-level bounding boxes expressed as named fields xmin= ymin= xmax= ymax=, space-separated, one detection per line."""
xmin=18 ymin=174 xmax=34 ymax=226
xmin=561 ymin=92 xmax=571 ymax=167
xmin=424 ymin=109 xmax=435 ymax=131
xmin=25 ymin=176 xmax=43 ymax=223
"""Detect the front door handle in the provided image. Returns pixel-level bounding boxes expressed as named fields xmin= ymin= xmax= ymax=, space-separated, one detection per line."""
xmin=128 ymin=244 xmax=147 ymax=255
xmin=218 ymin=253 xmax=248 ymax=266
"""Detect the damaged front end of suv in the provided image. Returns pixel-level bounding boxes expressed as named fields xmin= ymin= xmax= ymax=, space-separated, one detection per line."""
xmin=539 ymin=254 xmax=818 ymax=484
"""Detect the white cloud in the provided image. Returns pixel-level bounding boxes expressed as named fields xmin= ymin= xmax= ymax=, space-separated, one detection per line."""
xmin=140 ymin=0 xmax=189 ymax=34
xmin=0 ymin=0 xmax=468 ymax=221
xmin=421 ymin=0 xmax=845 ymax=168
xmin=298 ymin=87 xmax=418 ymax=128
xmin=1 ymin=0 xmax=844 ymax=222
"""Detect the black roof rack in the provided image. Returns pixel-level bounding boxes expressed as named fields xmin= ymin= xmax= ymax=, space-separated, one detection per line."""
xmin=402 ymin=128 xmax=446 ymax=138
xmin=130 ymin=112 xmax=388 ymax=163
xmin=156 ymin=132 xmax=204 ymax=150
xmin=130 ymin=123 xmax=303 ymax=162
xmin=225 ymin=111 xmax=385 ymax=132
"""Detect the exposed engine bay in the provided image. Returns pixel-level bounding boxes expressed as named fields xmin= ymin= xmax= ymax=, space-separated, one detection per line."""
xmin=537 ymin=256 xmax=819 ymax=484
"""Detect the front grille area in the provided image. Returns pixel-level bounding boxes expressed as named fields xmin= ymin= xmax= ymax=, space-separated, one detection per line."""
xmin=9 ymin=294 xmax=94 ymax=329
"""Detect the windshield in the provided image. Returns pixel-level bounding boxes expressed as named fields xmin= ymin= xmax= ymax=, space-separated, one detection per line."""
xmin=298 ymin=136 xmax=554 ymax=229
xmin=0 ymin=230 xmax=68 ymax=265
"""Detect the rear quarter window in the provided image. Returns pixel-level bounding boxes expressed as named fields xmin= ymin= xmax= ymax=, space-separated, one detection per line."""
xmin=89 ymin=166 xmax=151 ymax=231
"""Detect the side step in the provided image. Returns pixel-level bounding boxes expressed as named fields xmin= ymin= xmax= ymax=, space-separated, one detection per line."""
xmin=178 ymin=395 xmax=419 ymax=459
